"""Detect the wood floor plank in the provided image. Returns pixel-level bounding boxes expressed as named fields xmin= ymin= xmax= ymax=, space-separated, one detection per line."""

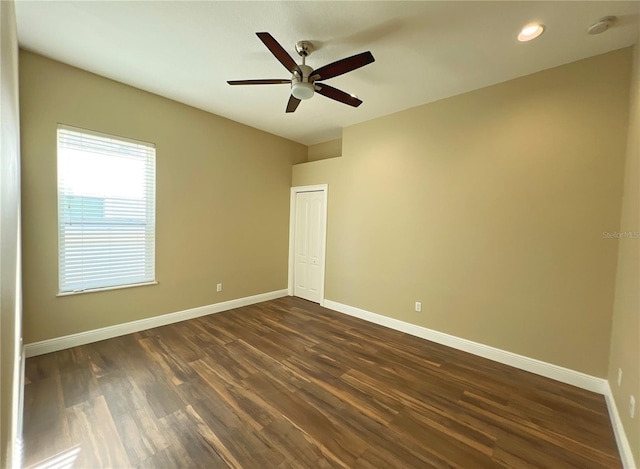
xmin=66 ymin=395 xmax=131 ymax=468
xmin=390 ymin=408 xmax=497 ymax=468
xmin=183 ymin=395 xmax=287 ymax=468
xmin=57 ymin=347 xmax=101 ymax=408
xmin=458 ymin=390 xmax=621 ymax=467
xmin=244 ymin=371 xmax=369 ymax=466
xmin=157 ymin=408 xmax=230 ymax=468
xmin=24 ymin=351 xmax=60 ymax=384
xmin=189 ymin=358 xmax=270 ymax=432
xmin=258 ymin=418 xmax=334 ymax=469
xmin=143 ymin=323 xmax=204 ymax=363
xmin=294 ymin=378 xmax=455 ymax=469
xmin=99 ymin=371 xmax=169 ymax=465
xmin=199 ymin=340 xmax=261 ymax=384
xmin=23 ymin=374 xmax=72 ymax=467
xmin=137 ymin=335 xmax=198 ymax=386
xmin=492 ymin=427 xmax=618 ymax=469
xmin=23 ymin=296 xmax=622 ymax=468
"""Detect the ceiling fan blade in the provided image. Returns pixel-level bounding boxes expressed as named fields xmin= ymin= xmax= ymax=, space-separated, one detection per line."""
xmin=256 ymin=32 xmax=302 ymax=77
xmin=315 ymin=84 xmax=363 ymax=107
xmin=286 ymin=95 xmax=301 ymax=113
xmin=311 ymin=51 xmax=375 ymax=81
xmin=227 ymin=79 xmax=290 ymax=85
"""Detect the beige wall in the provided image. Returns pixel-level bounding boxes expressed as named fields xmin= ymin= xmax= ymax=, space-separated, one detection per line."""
xmin=608 ymin=44 xmax=640 ymax=466
xmin=1 ymin=0 xmax=23 ymax=466
xmin=294 ymin=49 xmax=632 ymax=377
xmin=308 ymin=138 xmax=342 ymax=162
xmin=20 ymin=51 xmax=306 ymax=343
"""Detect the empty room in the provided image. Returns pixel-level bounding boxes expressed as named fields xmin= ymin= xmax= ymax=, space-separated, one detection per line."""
xmin=1 ymin=1 xmax=639 ymax=468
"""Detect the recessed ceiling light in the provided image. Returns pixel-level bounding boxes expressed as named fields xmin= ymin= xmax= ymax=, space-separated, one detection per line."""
xmin=518 ymin=23 xmax=545 ymax=42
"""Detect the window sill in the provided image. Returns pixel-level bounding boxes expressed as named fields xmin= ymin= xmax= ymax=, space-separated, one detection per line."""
xmin=57 ymin=281 xmax=158 ymax=297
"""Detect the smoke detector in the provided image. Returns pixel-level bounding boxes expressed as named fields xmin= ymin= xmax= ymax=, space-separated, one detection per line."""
xmin=588 ymin=16 xmax=616 ymax=35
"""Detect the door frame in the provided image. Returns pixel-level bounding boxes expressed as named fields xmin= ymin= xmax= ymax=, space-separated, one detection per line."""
xmin=288 ymin=184 xmax=328 ymax=305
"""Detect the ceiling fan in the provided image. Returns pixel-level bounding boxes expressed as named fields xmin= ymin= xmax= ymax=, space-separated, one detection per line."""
xmin=227 ymin=32 xmax=375 ymax=113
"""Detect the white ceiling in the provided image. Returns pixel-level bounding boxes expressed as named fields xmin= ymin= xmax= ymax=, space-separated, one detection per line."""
xmin=15 ymin=1 xmax=640 ymax=145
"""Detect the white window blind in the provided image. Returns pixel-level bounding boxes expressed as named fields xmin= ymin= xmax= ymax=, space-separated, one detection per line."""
xmin=57 ymin=124 xmax=156 ymax=294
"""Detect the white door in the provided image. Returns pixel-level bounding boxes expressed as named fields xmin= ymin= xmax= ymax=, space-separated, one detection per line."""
xmin=294 ymin=190 xmax=324 ymax=303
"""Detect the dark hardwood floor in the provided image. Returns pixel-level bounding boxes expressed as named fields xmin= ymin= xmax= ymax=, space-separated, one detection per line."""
xmin=23 ymin=297 xmax=621 ymax=468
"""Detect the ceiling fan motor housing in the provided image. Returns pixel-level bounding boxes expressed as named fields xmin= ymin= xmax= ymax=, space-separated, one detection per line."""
xmin=291 ymin=64 xmax=315 ymax=100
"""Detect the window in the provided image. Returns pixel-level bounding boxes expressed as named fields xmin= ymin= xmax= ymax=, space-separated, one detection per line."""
xmin=57 ymin=124 xmax=156 ymax=294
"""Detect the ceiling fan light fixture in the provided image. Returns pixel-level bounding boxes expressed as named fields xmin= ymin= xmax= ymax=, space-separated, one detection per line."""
xmin=291 ymin=81 xmax=315 ymax=100
xmin=518 ymin=23 xmax=545 ymax=42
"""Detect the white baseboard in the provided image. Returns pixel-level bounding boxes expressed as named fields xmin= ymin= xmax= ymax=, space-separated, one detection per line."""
xmin=16 ymin=343 xmax=25 ymax=467
xmin=24 ymin=289 xmax=288 ymax=357
xmin=323 ymin=299 xmax=607 ymax=394
xmin=604 ymin=382 xmax=637 ymax=469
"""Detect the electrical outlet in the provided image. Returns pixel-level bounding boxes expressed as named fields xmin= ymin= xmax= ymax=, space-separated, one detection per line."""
xmin=415 ymin=302 xmax=422 ymax=312
xmin=618 ymin=368 xmax=623 ymax=387
xmin=216 ymin=283 xmax=223 ymax=292
xmin=630 ymin=395 xmax=636 ymax=419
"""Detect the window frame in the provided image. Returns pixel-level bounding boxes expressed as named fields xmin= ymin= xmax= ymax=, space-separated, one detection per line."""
xmin=56 ymin=123 xmax=157 ymax=296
